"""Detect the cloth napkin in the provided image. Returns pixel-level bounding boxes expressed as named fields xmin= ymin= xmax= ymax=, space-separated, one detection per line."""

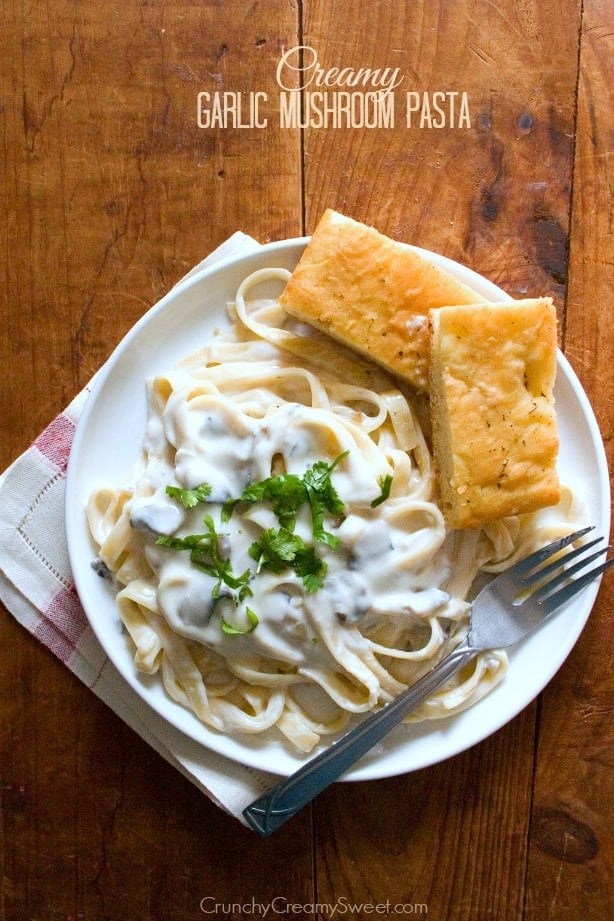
xmin=0 ymin=233 xmax=281 ymax=825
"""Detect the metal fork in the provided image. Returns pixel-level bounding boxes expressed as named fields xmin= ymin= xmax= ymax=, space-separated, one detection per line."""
xmin=243 ymin=526 xmax=612 ymax=835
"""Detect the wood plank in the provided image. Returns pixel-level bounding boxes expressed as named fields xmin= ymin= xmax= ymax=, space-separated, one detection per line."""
xmin=315 ymin=707 xmax=536 ymax=920
xmin=0 ymin=0 xmax=302 ymax=445
xmin=526 ymin=0 xmax=614 ymax=916
xmin=303 ymin=0 xmax=580 ymax=310
xmin=301 ymin=2 xmax=583 ymax=917
xmin=0 ymin=2 xmax=310 ymax=918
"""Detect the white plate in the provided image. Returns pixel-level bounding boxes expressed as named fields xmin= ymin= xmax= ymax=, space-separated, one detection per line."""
xmin=65 ymin=239 xmax=611 ymax=779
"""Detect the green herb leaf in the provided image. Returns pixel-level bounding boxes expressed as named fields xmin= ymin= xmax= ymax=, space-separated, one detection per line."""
xmin=250 ymin=527 xmax=327 ymax=593
xmin=155 ymin=532 xmax=209 ymax=551
xmin=223 ymin=472 xmax=306 ymax=530
xmin=157 ymin=515 xmax=252 ymax=601
xmin=160 ymin=452 xmax=346 ymax=612
xmin=371 ymin=473 xmax=393 ymax=508
xmin=292 ymin=544 xmax=327 ymax=593
xmin=165 ymin=483 xmax=212 ymax=508
xmin=222 ymin=452 xmax=347 ymax=543
xmin=303 ymin=452 xmax=348 ymax=515
xmin=249 ymin=527 xmax=304 ymax=571
xmin=221 ymin=607 xmax=259 ymax=636
xmin=303 ymin=451 xmax=347 ymax=546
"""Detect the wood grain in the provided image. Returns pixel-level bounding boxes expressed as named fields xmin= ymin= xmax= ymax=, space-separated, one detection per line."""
xmin=315 ymin=707 xmax=537 ymax=920
xmin=526 ymin=1 xmax=614 ymax=917
xmin=0 ymin=0 xmax=302 ymax=449
xmin=302 ymin=0 xmax=581 ymax=312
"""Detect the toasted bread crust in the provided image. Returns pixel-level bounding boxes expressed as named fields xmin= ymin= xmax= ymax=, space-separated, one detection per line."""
xmin=429 ymin=298 xmax=560 ymax=529
xmin=280 ymin=209 xmax=486 ymax=392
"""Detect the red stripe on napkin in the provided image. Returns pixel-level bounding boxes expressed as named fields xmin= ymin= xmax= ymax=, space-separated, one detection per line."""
xmin=34 ymin=618 xmax=78 ymax=666
xmin=34 ymin=412 xmax=76 ymax=470
xmin=41 ymin=584 xmax=88 ymax=646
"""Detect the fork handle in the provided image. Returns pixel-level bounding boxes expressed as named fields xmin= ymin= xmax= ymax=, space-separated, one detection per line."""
xmin=243 ymin=644 xmax=475 ymax=835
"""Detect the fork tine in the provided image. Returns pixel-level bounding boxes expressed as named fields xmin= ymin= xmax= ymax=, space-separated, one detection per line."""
xmin=531 ymin=544 xmax=609 ymax=602
xmin=536 ymin=556 xmax=614 ymax=613
xmin=520 ymin=535 xmax=604 ymax=588
xmin=512 ymin=526 xmax=594 ymax=577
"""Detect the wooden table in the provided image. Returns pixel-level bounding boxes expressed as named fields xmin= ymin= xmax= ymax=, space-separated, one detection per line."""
xmin=1 ymin=2 xmax=612 ymax=918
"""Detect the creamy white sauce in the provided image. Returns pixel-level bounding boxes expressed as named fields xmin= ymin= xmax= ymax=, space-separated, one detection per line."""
xmin=127 ymin=377 xmax=456 ymax=672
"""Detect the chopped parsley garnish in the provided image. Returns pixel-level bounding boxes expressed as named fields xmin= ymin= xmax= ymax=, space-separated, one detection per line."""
xmin=156 ymin=514 xmax=252 ymax=603
xmin=165 ymin=483 xmax=212 ymax=508
xmin=371 ymin=473 xmax=393 ymax=508
xmin=222 ymin=450 xmax=348 ymax=549
xmin=222 ymin=472 xmax=305 ymax=530
xmin=249 ymin=527 xmax=327 ymax=593
xmin=158 ymin=452 xmax=349 ymax=630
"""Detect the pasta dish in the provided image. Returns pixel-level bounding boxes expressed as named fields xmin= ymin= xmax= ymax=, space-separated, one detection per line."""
xmin=86 ymin=267 xmax=577 ymax=753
